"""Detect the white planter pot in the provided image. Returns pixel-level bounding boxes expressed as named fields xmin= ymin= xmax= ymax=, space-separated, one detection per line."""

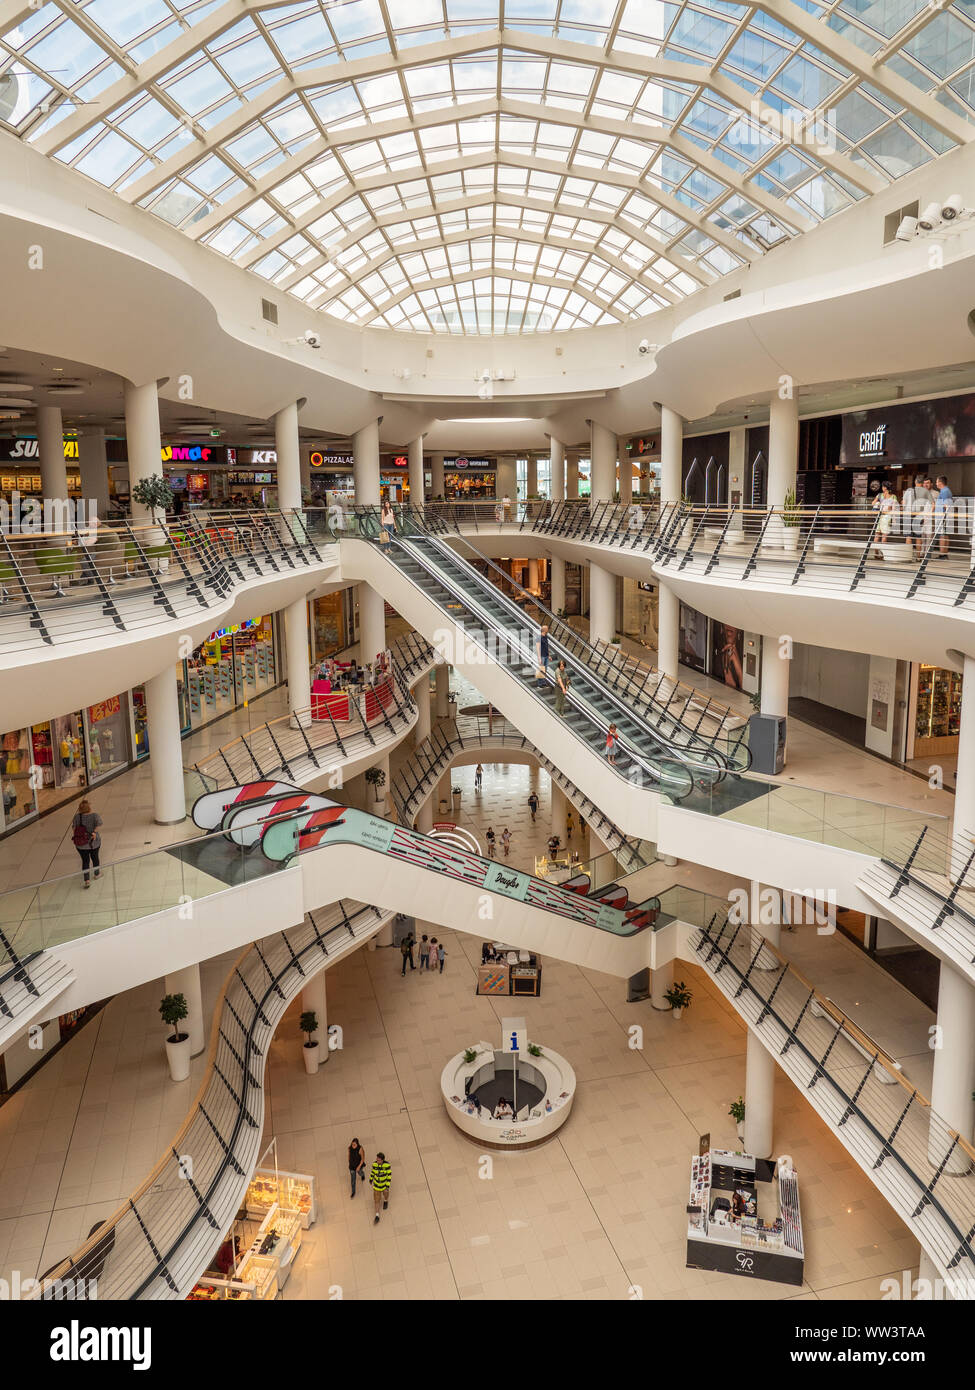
xmin=736 ymin=1121 xmax=745 ymax=1141
xmin=782 ymin=527 xmax=799 ymax=552
xmin=165 ymin=1034 xmax=191 ymax=1082
xmin=452 ymin=791 xmax=461 ymax=813
xmin=303 ymin=1041 xmax=320 ymax=1075
xmin=672 ymin=1006 xmax=683 ymax=1020
xmin=439 ymin=799 xmax=449 ymax=815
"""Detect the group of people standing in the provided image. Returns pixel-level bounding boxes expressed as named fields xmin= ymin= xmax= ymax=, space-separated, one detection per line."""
xmin=872 ymin=474 xmax=955 ymax=558
xmin=347 ymin=1139 xmax=393 ymax=1225
xmin=400 ymin=930 xmax=446 ymax=975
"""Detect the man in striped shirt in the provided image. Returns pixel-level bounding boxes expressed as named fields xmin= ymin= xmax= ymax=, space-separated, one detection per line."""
xmin=370 ymin=1152 xmax=392 ymax=1224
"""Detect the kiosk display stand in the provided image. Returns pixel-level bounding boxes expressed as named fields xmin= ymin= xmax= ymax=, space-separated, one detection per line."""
xmin=685 ymin=1148 xmax=804 ymax=1286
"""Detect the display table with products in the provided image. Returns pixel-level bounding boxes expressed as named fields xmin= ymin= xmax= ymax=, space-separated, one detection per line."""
xmin=310 ymin=681 xmax=351 ymax=721
xmin=477 ymin=944 xmax=542 ymax=996
xmin=187 ymin=1201 xmax=304 ymax=1301
xmin=245 ymin=1168 xmax=317 ymax=1228
xmin=441 ymin=1040 xmax=574 ymax=1147
xmin=686 ymin=1149 xmax=804 ymax=1286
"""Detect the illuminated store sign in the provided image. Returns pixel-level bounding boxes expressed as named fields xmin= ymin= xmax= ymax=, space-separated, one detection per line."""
xmin=309 ymin=452 xmax=354 ymax=467
xmin=0 ymin=438 xmax=79 ymax=461
xmin=162 ymin=444 xmax=212 ymax=463
xmin=858 ymin=425 xmax=887 ymax=458
xmin=444 ymin=456 xmax=492 ymax=470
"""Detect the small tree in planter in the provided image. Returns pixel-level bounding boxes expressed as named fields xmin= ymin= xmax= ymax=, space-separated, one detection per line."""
xmin=729 ymin=1095 xmax=746 ymax=1140
xmin=159 ymin=993 xmax=190 ymax=1082
xmin=527 ymin=1043 xmax=543 ymax=1057
xmin=782 ymin=487 xmax=800 ymax=552
xmin=664 ymin=980 xmax=693 ymax=1019
xmin=463 ymin=1047 xmax=479 ymax=1065
xmin=300 ymin=1010 xmax=320 ymax=1074
xmin=131 ymin=474 xmax=174 ymax=525
xmin=364 ymin=766 xmax=387 ymax=804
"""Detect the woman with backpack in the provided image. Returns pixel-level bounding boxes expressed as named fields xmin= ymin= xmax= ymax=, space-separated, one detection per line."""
xmin=71 ymin=800 xmax=103 ymax=887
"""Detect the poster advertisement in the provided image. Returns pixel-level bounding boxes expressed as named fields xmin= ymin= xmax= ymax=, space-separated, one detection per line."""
xmin=709 ymin=622 xmax=745 ymax=690
xmin=679 ymin=603 xmax=708 ymax=675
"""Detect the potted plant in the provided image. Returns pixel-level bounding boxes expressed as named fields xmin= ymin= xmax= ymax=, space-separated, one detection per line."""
xmin=527 ymin=1042 xmax=543 ymax=1057
xmin=300 ymin=1010 xmax=320 ymax=1075
xmin=364 ymin=766 xmax=387 ymax=807
xmin=463 ymin=1047 xmax=479 ymax=1065
xmin=452 ymin=784 xmax=462 ymax=813
xmin=729 ymin=1095 xmax=746 ymax=1141
xmin=664 ymin=980 xmax=693 ymax=1019
xmin=160 ymin=993 xmax=190 ymax=1081
xmin=782 ymin=488 xmax=800 ymax=552
xmin=131 ymin=474 xmax=174 ymax=573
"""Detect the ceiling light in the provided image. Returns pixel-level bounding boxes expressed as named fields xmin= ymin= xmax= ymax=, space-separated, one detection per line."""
xmin=0 ymin=397 xmax=34 ymax=408
xmin=0 ymin=382 xmax=33 ymax=392
xmin=46 ymin=384 xmax=84 ymax=395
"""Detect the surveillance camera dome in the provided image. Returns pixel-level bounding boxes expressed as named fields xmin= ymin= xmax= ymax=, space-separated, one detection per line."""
xmin=942 ymin=193 xmax=963 ymax=221
xmin=919 ymin=202 xmax=942 ymax=231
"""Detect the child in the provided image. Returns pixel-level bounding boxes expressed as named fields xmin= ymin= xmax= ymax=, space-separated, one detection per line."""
xmin=437 ymin=941 xmax=446 ymax=974
xmin=605 ymin=723 xmax=618 ymax=766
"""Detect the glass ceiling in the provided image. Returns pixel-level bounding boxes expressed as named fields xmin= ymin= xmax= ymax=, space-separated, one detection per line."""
xmin=1 ymin=1 xmax=971 ymax=334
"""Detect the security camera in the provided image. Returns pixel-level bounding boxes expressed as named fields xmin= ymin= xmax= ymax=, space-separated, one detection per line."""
xmin=638 ymin=339 xmax=658 ymax=356
xmin=942 ymin=193 xmax=963 ymax=221
xmin=303 ymin=330 xmax=322 ymax=349
xmin=919 ymin=202 xmax=942 ymax=231
xmin=895 ymin=215 xmax=917 ymax=242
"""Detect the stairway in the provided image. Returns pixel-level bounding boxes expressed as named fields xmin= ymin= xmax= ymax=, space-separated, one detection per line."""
xmin=0 ymin=935 xmax=75 ymax=1050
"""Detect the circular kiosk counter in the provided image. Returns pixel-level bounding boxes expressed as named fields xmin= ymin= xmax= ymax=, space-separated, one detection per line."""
xmin=441 ymin=1040 xmax=576 ymax=1148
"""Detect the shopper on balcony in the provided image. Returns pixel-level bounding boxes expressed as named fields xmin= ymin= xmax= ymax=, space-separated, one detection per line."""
xmin=935 ymin=476 xmax=954 ymax=558
xmin=71 ymin=799 xmax=103 ymax=888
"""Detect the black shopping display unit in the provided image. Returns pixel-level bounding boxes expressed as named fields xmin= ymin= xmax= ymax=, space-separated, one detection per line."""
xmin=686 ymin=1149 xmax=804 ymax=1286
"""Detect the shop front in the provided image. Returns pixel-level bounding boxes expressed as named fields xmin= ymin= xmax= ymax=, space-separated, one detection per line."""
xmin=443 ymin=457 xmax=496 ymax=499
xmin=183 ymin=615 xmax=276 ymax=726
xmin=312 ymin=591 xmax=355 ymax=660
xmin=909 ymin=663 xmax=964 ymax=761
xmin=0 ymin=438 xmax=82 ymax=502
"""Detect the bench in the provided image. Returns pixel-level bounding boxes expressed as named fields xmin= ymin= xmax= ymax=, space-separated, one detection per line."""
xmin=813 ymin=537 xmax=915 ymax=563
xmin=812 ymin=538 xmax=866 ymax=556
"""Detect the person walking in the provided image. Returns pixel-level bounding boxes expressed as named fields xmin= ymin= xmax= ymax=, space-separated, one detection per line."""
xmin=418 ymin=933 xmax=431 ymax=971
xmin=474 ymin=763 xmax=483 ymax=792
xmin=605 ymin=723 xmax=619 ymax=766
xmin=872 ymin=482 xmax=898 ymax=559
xmin=554 ymin=659 xmax=571 ymax=716
xmin=485 ymin=826 xmax=496 ymax=857
xmin=400 ymin=932 xmax=416 ymax=975
xmin=501 ymin=827 xmax=511 ymax=857
xmin=527 ymin=791 xmax=539 ymax=821
xmin=902 ymin=474 xmax=925 ymax=559
xmin=935 ymin=475 xmax=954 ymax=557
xmin=565 ymin=810 xmax=574 ymax=842
xmin=348 ymin=1138 xmax=366 ymax=1198
xmin=436 ymin=940 xmax=446 ymax=974
xmin=379 ymin=497 xmax=396 ymax=547
xmin=369 ymin=1151 xmax=392 ymax=1224
xmin=71 ymin=799 xmax=103 ymax=888
xmin=536 ymin=624 xmax=550 ymax=678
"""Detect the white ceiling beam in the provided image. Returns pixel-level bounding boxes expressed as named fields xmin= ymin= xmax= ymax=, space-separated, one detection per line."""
xmin=751 ymin=0 xmax=972 ymax=146
xmin=353 ymin=265 xmax=628 ymax=328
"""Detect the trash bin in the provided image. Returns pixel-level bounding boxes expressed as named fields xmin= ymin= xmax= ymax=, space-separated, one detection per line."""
xmin=452 ymin=788 xmax=462 ymax=814
xmin=439 ymin=799 xmax=449 ymax=815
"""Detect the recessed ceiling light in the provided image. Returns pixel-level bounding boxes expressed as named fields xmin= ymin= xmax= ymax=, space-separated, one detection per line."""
xmin=0 ymin=398 xmax=34 ymax=408
xmin=46 ymin=385 xmax=84 ymax=395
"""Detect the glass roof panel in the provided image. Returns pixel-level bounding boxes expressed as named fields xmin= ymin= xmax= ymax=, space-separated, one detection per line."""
xmin=0 ymin=0 xmax=958 ymax=333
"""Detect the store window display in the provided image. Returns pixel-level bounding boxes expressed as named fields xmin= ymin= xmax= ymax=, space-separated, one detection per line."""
xmin=30 ymin=713 xmax=86 ymax=815
xmin=83 ymin=695 xmax=129 ymax=782
xmin=0 ymin=729 xmax=37 ymax=829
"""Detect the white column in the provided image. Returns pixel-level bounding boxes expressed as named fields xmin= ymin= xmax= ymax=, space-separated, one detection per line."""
xmin=353 ymin=418 xmax=381 ymax=506
xmin=145 ymin=665 xmax=186 ymax=825
xmin=496 ymin=456 xmax=516 ymax=502
xmin=952 ymin=655 xmax=975 ymax=870
xmin=651 ymin=958 xmax=674 ymax=1010
xmin=656 ymin=583 xmax=679 ymax=680
xmin=273 ymin=401 xmax=302 ymax=512
xmin=550 ymin=783 xmax=568 ymax=844
xmin=528 ymin=558 xmax=539 ymax=593
xmin=435 ymin=663 xmax=449 ymax=718
xmin=417 ymin=796 xmax=434 ymax=833
xmin=751 ymin=885 xmax=781 ymax=970
xmin=284 ymin=598 xmax=311 ymax=727
xmin=549 ymin=438 xmax=565 ymax=502
xmin=728 ymin=424 xmax=746 ymax=514
xmin=929 ymin=960 xmax=975 ymax=1170
xmin=164 ymin=963 xmax=204 ymax=1056
xmin=358 ymin=583 xmax=385 ymax=666
xmin=526 ymin=456 xmax=537 ymax=499
xmin=413 ymin=677 xmax=431 ymax=745
xmin=760 ymin=633 xmax=790 ymax=768
xmin=660 ymin=406 xmax=683 ymax=503
xmin=36 ymin=404 xmax=67 ymax=508
xmin=766 ymin=392 xmax=798 ymax=547
xmin=743 ymin=1027 xmax=775 ymax=1158
xmin=77 ymin=427 xmax=110 ymax=520
xmin=408 ymin=434 xmax=424 ymax=509
xmin=301 ymin=972 xmax=328 ymax=1065
xmin=431 ymin=452 xmax=445 ymax=499
xmin=369 ymin=752 xmax=390 ymax=815
xmin=589 ymin=420 xmax=616 ymax=509
xmin=550 ymin=556 xmax=566 ymax=615
xmin=124 ymin=380 xmax=164 ymax=524
xmin=618 ymin=437 xmax=632 ymax=504
xmin=566 ymin=456 xmax=579 ymax=499
xmin=589 ymin=566 xmax=616 ymax=644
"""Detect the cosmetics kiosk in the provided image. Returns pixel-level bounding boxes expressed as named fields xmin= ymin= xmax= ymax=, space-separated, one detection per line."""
xmin=686 ymin=1148 xmax=804 ymax=1286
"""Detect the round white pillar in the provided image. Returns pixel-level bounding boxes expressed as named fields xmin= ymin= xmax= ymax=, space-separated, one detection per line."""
xmin=77 ymin=426 xmax=110 ymax=520
xmin=273 ymin=401 xmax=302 ymax=513
xmin=589 ymin=565 xmax=616 ymax=643
xmin=145 ymin=666 xmax=187 ymax=824
xmin=301 ymin=971 xmax=328 ymax=1065
xmin=550 ymin=556 xmax=566 ymax=615
xmin=353 ymin=418 xmax=381 ymax=506
xmin=431 ymin=452 xmax=445 ymax=499
xmin=650 ymin=958 xmax=674 ymax=1010
xmin=123 ymin=380 xmax=164 ymax=524
xmin=952 ymin=655 xmax=975 ymax=875
xmin=566 ymin=456 xmax=579 ymax=499
xmin=760 ymin=635 xmax=791 ymax=718
xmin=413 ymin=677 xmax=431 ymax=745
xmin=526 ymin=456 xmax=538 ymax=499
xmin=495 ymin=456 xmax=516 ymax=502
xmin=551 ymin=782 xmax=568 ymax=844
xmin=528 ymin=558 xmax=540 ymax=593
xmin=766 ymin=392 xmax=798 ymax=548
xmin=358 ymin=583 xmax=386 ymax=666
xmin=284 ymin=598 xmax=311 ymax=727
xmin=549 ymin=438 xmax=565 ymax=503
xmin=435 ymin=664 xmax=449 ymax=719
xmin=618 ymin=437 xmax=632 ymax=504
xmin=589 ymin=420 xmax=616 ymax=508
xmin=660 ymin=406 xmax=683 ymax=503
xmin=368 ymin=753 xmax=390 ymax=815
xmin=743 ymin=1027 xmax=775 ymax=1158
xmin=416 ymin=797 xmax=434 ymax=833
xmin=408 ymin=435 xmax=424 ymax=509
xmin=36 ymin=404 xmax=67 ymax=509
xmin=929 ymin=959 xmax=975 ymax=1170
xmin=656 ymin=583 xmax=679 ymax=680
xmin=164 ymin=963 xmax=205 ymax=1056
